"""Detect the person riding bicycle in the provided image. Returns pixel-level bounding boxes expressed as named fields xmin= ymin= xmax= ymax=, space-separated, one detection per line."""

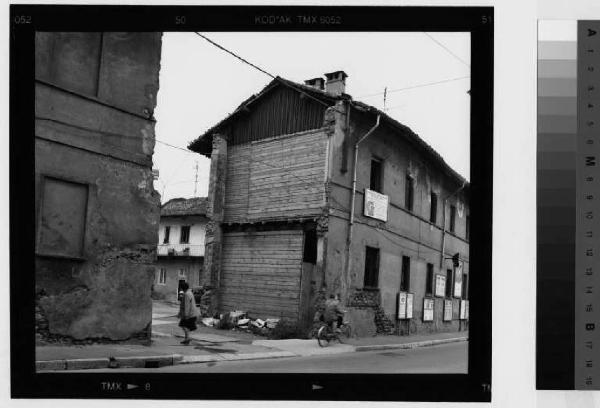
xmin=323 ymin=294 xmax=345 ymax=333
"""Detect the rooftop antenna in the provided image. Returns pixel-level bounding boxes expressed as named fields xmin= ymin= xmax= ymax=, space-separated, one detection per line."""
xmin=193 ymin=161 xmax=199 ymax=196
xmin=383 ymin=87 xmax=388 ymax=111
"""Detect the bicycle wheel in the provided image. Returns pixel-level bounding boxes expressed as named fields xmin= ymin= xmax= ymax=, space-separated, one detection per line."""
xmin=317 ymin=325 xmax=330 ymax=347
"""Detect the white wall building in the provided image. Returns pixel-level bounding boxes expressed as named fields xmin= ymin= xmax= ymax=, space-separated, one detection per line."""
xmin=153 ymin=197 xmax=207 ymax=301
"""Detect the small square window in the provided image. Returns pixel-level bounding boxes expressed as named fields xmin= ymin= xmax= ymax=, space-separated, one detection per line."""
xmin=445 ymin=269 xmax=454 ymax=298
xmin=180 ymin=226 xmax=191 ymax=244
xmin=363 ymin=246 xmax=380 ymax=288
xmin=425 ymin=263 xmax=434 ymax=295
xmin=430 ymin=192 xmax=438 ymax=223
xmin=163 ymin=226 xmax=171 ymax=244
xmin=400 ymin=256 xmax=410 ymax=292
xmin=405 ymin=175 xmax=414 ymax=211
xmin=449 ymin=205 xmax=457 ymax=233
xmin=370 ymin=158 xmax=383 ymax=193
xmin=158 ymin=268 xmax=167 ymax=285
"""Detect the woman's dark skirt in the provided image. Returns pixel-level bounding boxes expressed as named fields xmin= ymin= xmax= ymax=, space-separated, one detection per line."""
xmin=179 ymin=317 xmax=197 ymax=331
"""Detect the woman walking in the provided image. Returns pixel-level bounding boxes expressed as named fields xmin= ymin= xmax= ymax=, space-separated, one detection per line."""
xmin=178 ymin=282 xmax=199 ymax=345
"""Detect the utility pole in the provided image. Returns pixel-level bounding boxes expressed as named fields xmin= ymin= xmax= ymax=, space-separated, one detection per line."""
xmin=383 ymin=86 xmax=387 ymax=111
xmin=193 ymin=161 xmax=199 ymax=196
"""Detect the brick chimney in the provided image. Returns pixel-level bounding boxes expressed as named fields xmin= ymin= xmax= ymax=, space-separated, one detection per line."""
xmin=304 ymin=77 xmax=325 ymax=90
xmin=324 ymin=70 xmax=348 ymax=96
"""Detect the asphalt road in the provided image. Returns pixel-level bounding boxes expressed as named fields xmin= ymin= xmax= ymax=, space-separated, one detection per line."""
xmin=92 ymin=342 xmax=467 ymax=374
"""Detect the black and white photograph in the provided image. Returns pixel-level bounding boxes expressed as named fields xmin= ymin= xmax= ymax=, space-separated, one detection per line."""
xmin=10 ymin=4 xmax=493 ymax=402
xmin=34 ymin=29 xmax=471 ymax=373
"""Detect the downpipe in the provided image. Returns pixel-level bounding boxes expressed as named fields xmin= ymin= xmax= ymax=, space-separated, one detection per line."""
xmin=344 ymin=114 xmax=381 ymax=298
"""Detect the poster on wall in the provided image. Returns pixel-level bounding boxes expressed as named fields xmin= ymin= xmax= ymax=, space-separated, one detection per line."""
xmin=364 ymin=188 xmax=389 ymax=221
xmin=435 ymin=274 xmax=446 ymax=297
xmin=465 ymin=300 xmax=469 ymax=320
xmin=423 ymin=298 xmax=434 ymax=321
xmin=453 ymin=267 xmax=463 ymax=298
xmin=460 ymin=299 xmax=467 ymax=320
xmin=406 ymin=293 xmax=414 ymax=319
xmin=397 ymin=291 xmax=407 ymax=319
xmin=443 ymin=299 xmax=453 ymax=321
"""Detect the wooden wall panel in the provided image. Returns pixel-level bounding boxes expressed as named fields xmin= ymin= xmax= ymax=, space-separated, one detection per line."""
xmin=223 ymin=128 xmax=328 ymax=223
xmin=220 ymin=230 xmax=304 ymax=320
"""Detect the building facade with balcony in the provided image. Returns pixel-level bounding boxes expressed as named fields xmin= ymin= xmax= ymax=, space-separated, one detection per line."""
xmin=153 ymin=197 xmax=207 ymax=301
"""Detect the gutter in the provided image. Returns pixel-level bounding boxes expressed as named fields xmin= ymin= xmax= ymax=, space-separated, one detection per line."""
xmin=343 ymin=114 xmax=381 ymax=297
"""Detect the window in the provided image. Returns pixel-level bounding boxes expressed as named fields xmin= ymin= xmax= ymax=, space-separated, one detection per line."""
xmin=163 ymin=226 xmax=171 ymax=244
xmin=158 ymin=268 xmax=167 ymax=284
xmin=303 ymin=229 xmax=317 ymax=264
xmin=179 ymin=268 xmax=186 ymax=277
xmin=466 ymin=215 xmax=470 ymax=241
xmin=430 ymin=192 xmax=438 ymax=223
xmin=462 ymin=273 xmax=468 ymax=299
xmin=38 ymin=177 xmax=88 ymax=258
xmin=446 ymin=269 xmax=454 ymax=298
xmin=180 ymin=226 xmax=191 ymax=243
xmin=425 ymin=263 xmax=434 ymax=295
xmin=370 ymin=158 xmax=382 ymax=193
xmin=449 ymin=205 xmax=457 ymax=233
xmin=35 ymin=32 xmax=104 ymax=97
xmin=400 ymin=256 xmax=410 ymax=292
xmin=405 ymin=175 xmax=414 ymax=211
xmin=363 ymin=246 xmax=380 ymax=288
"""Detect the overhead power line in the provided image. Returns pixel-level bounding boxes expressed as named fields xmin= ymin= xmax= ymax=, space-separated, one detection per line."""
xmin=194 ymin=32 xmax=276 ymax=79
xmin=155 ymin=139 xmax=196 ymax=154
xmin=359 ymin=76 xmax=470 ymax=98
xmin=193 ymin=32 xmax=345 ymax=115
xmin=423 ymin=32 xmax=471 ymax=68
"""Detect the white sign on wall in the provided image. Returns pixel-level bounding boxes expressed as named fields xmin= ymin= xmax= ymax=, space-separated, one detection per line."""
xmin=423 ymin=298 xmax=434 ymax=321
xmin=435 ymin=275 xmax=446 ymax=297
xmin=443 ymin=299 xmax=453 ymax=321
xmin=364 ymin=189 xmax=389 ymax=222
xmin=406 ymin=293 xmax=414 ymax=319
xmin=453 ymin=266 xmax=463 ymax=298
xmin=460 ymin=299 xmax=468 ymax=320
xmin=398 ymin=292 xmax=407 ymax=319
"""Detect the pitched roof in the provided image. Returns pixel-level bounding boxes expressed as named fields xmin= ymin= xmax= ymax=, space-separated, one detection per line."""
xmin=161 ymin=197 xmax=207 ymax=217
xmin=188 ymin=77 xmax=468 ymax=186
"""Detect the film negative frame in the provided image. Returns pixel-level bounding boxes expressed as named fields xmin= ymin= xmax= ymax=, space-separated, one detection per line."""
xmin=10 ymin=5 xmax=493 ymax=401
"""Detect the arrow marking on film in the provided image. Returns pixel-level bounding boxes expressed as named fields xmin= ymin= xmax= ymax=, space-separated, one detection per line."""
xmin=127 ymin=384 xmax=139 ymax=390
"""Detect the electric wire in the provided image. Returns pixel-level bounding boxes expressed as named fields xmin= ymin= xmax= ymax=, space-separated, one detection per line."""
xmin=423 ymin=32 xmax=471 ymax=68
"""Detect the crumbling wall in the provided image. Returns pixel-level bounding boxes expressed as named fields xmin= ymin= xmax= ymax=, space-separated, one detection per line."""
xmin=34 ymin=32 xmax=162 ymax=344
xmin=35 ymin=142 xmax=161 ymax=343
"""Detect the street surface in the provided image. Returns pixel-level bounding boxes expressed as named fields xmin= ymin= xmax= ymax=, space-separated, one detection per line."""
xmin=82 ymin=342 xmax=467 ymax=373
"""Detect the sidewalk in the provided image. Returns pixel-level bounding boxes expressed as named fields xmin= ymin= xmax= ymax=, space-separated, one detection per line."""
xmin=36 ymin=300 xmax=468 ymax=371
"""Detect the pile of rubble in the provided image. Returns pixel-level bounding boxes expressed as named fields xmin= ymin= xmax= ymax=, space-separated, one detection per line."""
xmin=199 ymin=311 xmax=281 ymax=336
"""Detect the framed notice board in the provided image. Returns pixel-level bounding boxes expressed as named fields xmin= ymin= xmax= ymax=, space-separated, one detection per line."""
xmin=443 ymin=299 xmax=453 ymax=321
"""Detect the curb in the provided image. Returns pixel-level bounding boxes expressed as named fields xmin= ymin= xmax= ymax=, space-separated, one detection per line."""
xmin=36 ymin=354 xmax=183 ymax=371
xmin=179 ymin=350 xmax=296 ymax=365
xmin=354 ymin=336 xmax=468 ymax=352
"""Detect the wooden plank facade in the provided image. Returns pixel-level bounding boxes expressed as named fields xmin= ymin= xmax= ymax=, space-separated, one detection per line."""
xmin=220 ymin=230 xmax=305 ymax=320
xmin=224 ymin=128 xmax=329 ymax=223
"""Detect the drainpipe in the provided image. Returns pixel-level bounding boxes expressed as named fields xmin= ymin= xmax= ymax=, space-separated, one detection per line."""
xmin=344 ymin=114 xmax=381 ymax=297
xmin=440 ymin=180 xmax=467 ymax=268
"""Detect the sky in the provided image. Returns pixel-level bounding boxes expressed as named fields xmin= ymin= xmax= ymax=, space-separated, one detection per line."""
xmin=153 ymin=31 xmax=471 ymax=203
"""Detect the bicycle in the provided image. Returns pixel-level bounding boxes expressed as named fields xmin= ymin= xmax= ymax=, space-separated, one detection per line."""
xmin=316 ymin=320 xmax=352 ymax=347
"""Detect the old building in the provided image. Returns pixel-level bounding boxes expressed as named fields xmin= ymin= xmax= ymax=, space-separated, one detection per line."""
xmin=189 ymin=71 xmax=469 ymax=336
xmin=154 ymin=197 xmax=208 ymax=301
xmin=34 ymin=33 xmax=162 ymax=342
